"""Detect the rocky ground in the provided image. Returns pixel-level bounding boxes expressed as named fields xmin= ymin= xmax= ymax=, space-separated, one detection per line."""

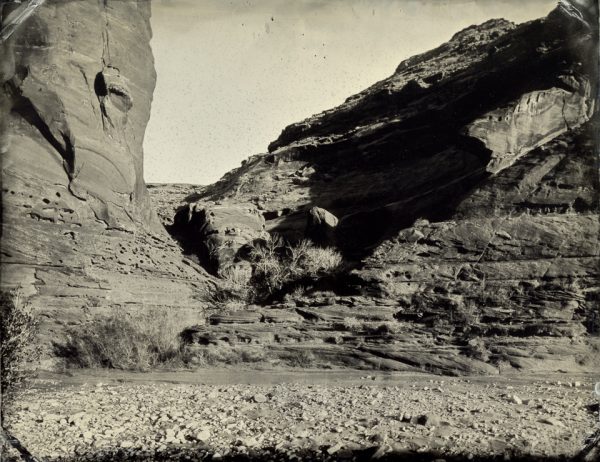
xmin=3 ymin=371 xmax=599 ymax=461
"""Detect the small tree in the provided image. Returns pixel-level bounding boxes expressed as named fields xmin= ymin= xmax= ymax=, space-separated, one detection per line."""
xmin=0 ymin=290 xmax=40 ymax=421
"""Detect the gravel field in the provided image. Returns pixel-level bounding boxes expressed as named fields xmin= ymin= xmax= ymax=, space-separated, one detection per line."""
xmin=3 ymin=371 xmax=599 ymax=462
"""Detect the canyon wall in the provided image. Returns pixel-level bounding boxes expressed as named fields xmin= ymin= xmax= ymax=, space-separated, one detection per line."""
xmin=0 ymin=0 xmax=213 ymax=362
xmin=1 ymin=0 xmax=597 ymax=375
xmin=176 ymin=2 xmax=599 ymax=374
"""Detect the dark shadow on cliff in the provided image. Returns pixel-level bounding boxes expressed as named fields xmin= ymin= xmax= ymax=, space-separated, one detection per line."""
xmin=167 ymin=208 xmax=216 ymax=274
xmin=265 ymin=11 xmax=597 ymax=261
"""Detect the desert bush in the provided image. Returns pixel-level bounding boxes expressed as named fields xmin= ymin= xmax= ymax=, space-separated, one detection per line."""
xmin=284 ymin=285 xmax=310 ymax=303
xmin=464 ymin=337 xmax=489 ymax=361
xmin=61 ymin=308 xmax=185 ymax=370
xmin=211 ymin=264 xmax=254 ymax=304
xmin=281 ymin=349 xmax=316 ymax=368
xmin=210 ymin=236 xmax=343 ymax=305
xmin=292 ymin=241 xmax=343 ymax=277
xmin=249 ymin=235 xmax=289 ymax=295
xmin=0 ymin=290 xmax=40 ymax=420
xmin=372 ymin=322 xmax=398 ymax=335
xmin=453 ymin=300 xmax=480 ymax=328
xmin=248 ymin=236 xmax=343 ymax=301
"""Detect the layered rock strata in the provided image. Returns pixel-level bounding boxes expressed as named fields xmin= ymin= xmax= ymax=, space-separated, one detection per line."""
xmin=178 ymin=2 xmax=599 ymax=374
xmin=0 ymin=1 xmax=213 ymax=359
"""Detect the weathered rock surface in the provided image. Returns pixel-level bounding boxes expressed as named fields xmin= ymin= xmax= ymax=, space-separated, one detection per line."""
xmin=175 ymin=2 xmax=599 ymax=374
xmin=1 ymin=1 xmax=597 ymax=377
xmin=190 ymin=5 xmax=596 ymax=250
xmin=172 ymin=201 xmax=268 ymax=275
xmin=147 ymin=183 xmax=204 ymax=227
xmin=0 ymin=1 xmax=213 ymax=360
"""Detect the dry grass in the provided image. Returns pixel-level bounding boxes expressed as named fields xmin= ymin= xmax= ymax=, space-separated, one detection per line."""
xmin=61 ymin=308 xmax=186 ymax=370
xmin=0 ymin=290 xmax=40 ymax=420
xmin=213 ymin=264 xmax=254 ymax=302
xmin=291 ymin=240 xmax=343 ymax=277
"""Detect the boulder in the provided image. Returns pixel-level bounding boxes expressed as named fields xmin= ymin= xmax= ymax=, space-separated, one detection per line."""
xmin=305 ymin=206 xmax=338 ymax=245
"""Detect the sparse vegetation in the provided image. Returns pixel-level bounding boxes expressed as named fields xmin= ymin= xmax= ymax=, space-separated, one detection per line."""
xmin=284 ymin=285 xmax=311 ymax=303
xmin=211 ymin=235 xmax=343 ymax=304
xmin=60 ymin=308 xmax=186 ymax=370
xmin=280 ymin=349 xmax=316 ymax=368
xmin=250 ymin=236 xmax=342 ymax=299
xmin=211 ymin=264 xmax=253 ymax=304
xmin=0 ymin=290 xmax=40 ymax=420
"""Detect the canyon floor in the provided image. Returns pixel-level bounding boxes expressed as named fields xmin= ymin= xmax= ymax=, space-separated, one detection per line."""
xmin=3 ymin=369 xmax=599 ymax=462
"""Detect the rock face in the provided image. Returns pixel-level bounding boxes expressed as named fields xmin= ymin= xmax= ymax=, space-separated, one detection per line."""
xmin=147 ymin=183 xmax=204 ymax=227
xmin=178 ymin=2 xmax=599 ymax=374
xmin=0 ymin=1 xmax=212 ymax=360
xmin=2 ymin=1 xmax=159 ymax=231
xmin=2 ymin=1 xmax=597 ymax=375
xmin=189 ymin=7 xmax=597 ymax=254
xmin=465 ymin=76 xmax=593 ymax=173
xmin=172 ymin=201 xmax=268 ymax=275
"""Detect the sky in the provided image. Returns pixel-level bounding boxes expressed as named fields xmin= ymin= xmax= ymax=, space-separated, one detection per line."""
xmin=144 ymin=0 xmax=557 ymax=185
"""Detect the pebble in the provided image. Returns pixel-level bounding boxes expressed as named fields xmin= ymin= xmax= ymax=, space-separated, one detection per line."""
xmin=508 ymin=395 xmax=523 ymax=405
xmin=4 ymin=377 xmax=591 ymax=461
xmin=327 ymin=442 xmax=344 ymax=454
xmin=195 ymin=429 xmax=211 ymax=442
xmin=539 ymin=417 xmax=565 ymax=427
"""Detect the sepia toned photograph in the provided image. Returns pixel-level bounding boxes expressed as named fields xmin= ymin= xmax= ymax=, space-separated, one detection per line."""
xmin=0 ymin=0 xmax=599 ymax=461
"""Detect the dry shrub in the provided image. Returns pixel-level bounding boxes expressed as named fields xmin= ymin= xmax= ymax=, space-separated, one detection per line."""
xmin=62 ymin=308 xmax=185 ymax=370
xmin=284 ymin=285 xmax=310 ymax=303
xmin=213 ymin=264 xmax=254 ymax=303
xmin=290 ymin=240 xmax=343 ymax=277
xmin=281 ymin=349 xmax=316 ymax=368
xmin=0 ymin=290 xmax=40 ymax=419
xmin=249 ymin=235 xmax=288 ymax=295
xmin=248 ymin=236 xmax=343 ymax=300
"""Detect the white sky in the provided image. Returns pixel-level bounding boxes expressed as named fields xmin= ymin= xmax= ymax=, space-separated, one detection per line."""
xmin=144 ymin=0 xmax=556 ymax=185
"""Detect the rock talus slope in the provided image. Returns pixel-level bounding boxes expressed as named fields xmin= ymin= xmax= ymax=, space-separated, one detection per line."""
xmin=0 ymin=0 xmax=212 ymax=361
xmin=178 ymin=2 xmax=599 ymax=374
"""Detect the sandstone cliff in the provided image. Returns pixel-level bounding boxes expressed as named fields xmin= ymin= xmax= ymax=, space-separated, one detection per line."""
xmin=177 ymin=2 xmax=599 ymax=374
xmin=2 ymin=1 xmax=597 ymax=375
xmin=0 ymin=0 xmax=213 ymax=363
